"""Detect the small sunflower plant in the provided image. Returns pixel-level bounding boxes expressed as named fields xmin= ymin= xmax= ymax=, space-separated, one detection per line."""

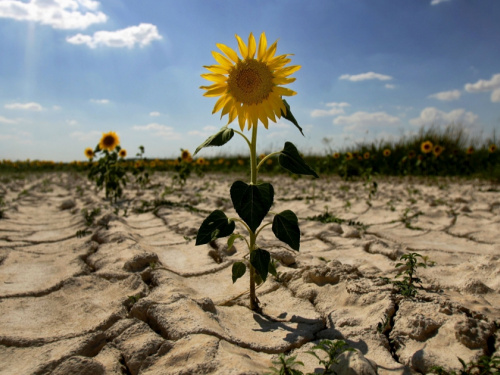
xmin=86 ymin=131 xmax=128 ymax=203
xmin=195 ymin=32 xmax=318 ymax=311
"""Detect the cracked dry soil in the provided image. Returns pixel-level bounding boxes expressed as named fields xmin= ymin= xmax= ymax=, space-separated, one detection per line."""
xmin=0 ymin=172 xmax=498 ymax=375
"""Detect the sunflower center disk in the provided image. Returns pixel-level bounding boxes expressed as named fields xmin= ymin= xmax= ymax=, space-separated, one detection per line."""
xmin=228 ymin=59 xmax=274 ymax=105
xmin=103 ymin=136 xmax=115 ymax=147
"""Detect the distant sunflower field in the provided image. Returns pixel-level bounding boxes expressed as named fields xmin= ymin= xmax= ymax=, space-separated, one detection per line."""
xmin=1 ymin=125 xmax=498 ymax=181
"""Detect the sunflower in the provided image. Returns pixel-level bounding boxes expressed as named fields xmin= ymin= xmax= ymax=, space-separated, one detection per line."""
xmin=119 ymin=149 xmax=127 ymax=158
xmin=345 ymin=152 xmax=353 ymax=161
xmin=421 ymin=140 xmax=433 ymax=154
xmin=84 ymin=147 xmax=94 ymax=159
xmin=196 ymin=157 xmax=205 ymax=166
xmin=383 ymin=149 xmax=391 ymax=157
xmin=332 ymin=152 xmax=340 ymax=159
xmin=408 ymin=150 xmax=416 ymax=159
xmin=200 ymin=32 xmax=300 ymax=131
xmin=466 ymin=146 xmax=474 ymax=155
xmin=181 ymin=149 xmax=192 ymax=162
xmin=433 ymin=145 xmax=444 ymax=157
xmin=99 ymin=131 xmax=120 ymax=152
xmin=489 ymin=144 xmax=497 ymax=153
xmin=363 ymin=152 xmax=370 ymax=159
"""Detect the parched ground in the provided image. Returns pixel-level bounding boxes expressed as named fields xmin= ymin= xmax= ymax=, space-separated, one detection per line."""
xmin=0 ymin=172 xmax=498 ymax=375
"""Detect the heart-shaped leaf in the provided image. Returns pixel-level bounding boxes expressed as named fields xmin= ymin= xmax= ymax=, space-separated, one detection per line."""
xmin=194 ymin=126 xmax=234 ymax=155
xmin=250 ymin=248 xmax=271 ymax=282
xmin=232 ymin=262 xmax=246 ymax=283
xmin=278 ymin=142 xmax=319 ymax=178
xmin=195 ymin=210 xmax=235 ymax=245
xmin=230 ymin=181 xmax=274 ymax=233
xmin=272 ymin=210 xmax=300 ymax=251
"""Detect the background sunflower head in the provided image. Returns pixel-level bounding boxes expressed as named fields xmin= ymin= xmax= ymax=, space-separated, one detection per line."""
xmin=200 ymin=32 xmax=301 ymax=131
xmin=84 ymin=147 xmax=94 ymax=159
xmin=119 ymin=149 xmax=127 ymax=158
xmin=99 ymin=131 xmax=120 ymax=152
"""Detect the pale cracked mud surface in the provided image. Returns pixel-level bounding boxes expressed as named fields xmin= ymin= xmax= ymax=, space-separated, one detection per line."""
xmin=0 ymin=172 xmax=498 ymax=375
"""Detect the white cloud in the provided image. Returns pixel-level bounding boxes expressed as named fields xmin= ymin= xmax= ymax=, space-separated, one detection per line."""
xmin=149 ymin=111 xmax=160 ymax=117
xmin=67 ymin=119 xmax=78 ymax=126
xmin=67 ymin=23 xmax=162 ymax=49
xmin=339 ymin=72 xmax=393 ymax=82
xmin=4 ymin=102 xmax=43 ymax=111
xmin=431 ymin=0 xmax=452 ymax=5
xmin=90 ymin=99 xmax=109 ymax=104
xmin=409 ymin=107 xmax=478 ymax=127
xmin=70 ymin=130 xmax=101 ymax=141
xmin=0 ymin=0 xmax=107 ymax=30
xmin=428 ymin=89 xmax=461 ymax=101
xmin=491 ymin=89 xmax=500 ymax=103
xmin=465 ymin=73 xmax=500 ymax=92
xmin=0 ymin=115 xmax=17 ymax=124
xmin=385 ymin=84 xmax=396 ymax=89
xmin=333 ymin=111 xmax=401 ymax=131
xmin=311 ymin=102 xmax=349 ymax=118
xmin=132 ymin=123 xmax=181 ymax=139
xmin=465 ymin=73 xmax=500 ymax=103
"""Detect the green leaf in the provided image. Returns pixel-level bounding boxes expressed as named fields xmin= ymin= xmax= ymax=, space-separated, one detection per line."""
xmin=227 ymin=233 xmax=244 ymax=249
xmin=279 ymin=142 xmax=319 ymax=178
xmin=268 ymin=259 xmax=278 ymax=277
xmin=194 ymin=126 xmax=234 ymax=155
xmin=230 ymin=181 xmax=274 ymax=232
xmin=250 ymin=248 xmax=271 ymax=282
xmin=272 ymin=210 xmax=300 ymax=251
xmin=195 ymin=210 xmax=235 ymax=246
xmin=231 ymin=262 xmax=246 ymax=283
xmin=280 ymin=99 xmax=304 ymax=136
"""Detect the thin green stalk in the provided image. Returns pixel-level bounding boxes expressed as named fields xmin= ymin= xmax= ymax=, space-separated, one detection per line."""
xmin=249 ymin=124 xmax=258 ymax=310
xmin=256 ymin=150 xmax=281 ymax=172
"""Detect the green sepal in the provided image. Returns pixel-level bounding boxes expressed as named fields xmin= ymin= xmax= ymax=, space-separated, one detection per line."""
xmin=231 ymin=262 xmax=246 ymax=283
xmin=230 ymin=181 xmax=274 ymax=233
xmin=195 ymin=210 xmax=235 ymax=245
xmin=272 ymin=210 xmax=300 ymax=251
xmin=250 ymin=248 xmax=271 ymax=282
xmin=281 ymin=99 xmax=304 ymax=136
xmin=279 ymin=142 xmax=319 ymax=178
xmin=194 ymin=126 xmax=234 ymax=155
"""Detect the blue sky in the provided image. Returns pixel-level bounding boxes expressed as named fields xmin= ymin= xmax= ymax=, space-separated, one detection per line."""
xmin=0 ymin=0 xmax=499 ymax=161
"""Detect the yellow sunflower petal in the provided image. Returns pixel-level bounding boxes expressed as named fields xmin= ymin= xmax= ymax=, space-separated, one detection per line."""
xmin=257 ymin=32 xmax=267 ymax=61
xmin=237 ymin=105 xmax=246 ymax=131
xmin=201 ymin=73 xmax=227 ymax=83
xmin=257 ymin=107 xmax=269 ymax=129
xmin=221 ymin=97 xmax=235 ymax=118
xmin=262 ymin=40 xmax=278 ymax=61
xmin=277 ymin=65 xmax=301 ymax=77
xmin=262 ymin=99 xmax=277 ymax=123
xmin=211 ymin=51 xmax=233 ymax=69
xmin=235 ymin=34 xmax=248 ymax=59
xmin=202 ymin=85 xmax=227 ymax=97
xmin=203 ymin=65 xmax=229 ymax=74
xmin=212 ymin=94 xmax=231 ymax=114
xmin=274 ymin=86 xmax=297 ymax=97
xmin=216 ymin=43 xmax=239 ymax=63
xmin=227 ymin=107 xmax=238 ymax=124
xmin=247 ymin=32 xmax=256 ymax=59
xmin=273 ymin=76 xmax=296 ymax=85
xmin=268 ymin=56 xmax=292 ymax=70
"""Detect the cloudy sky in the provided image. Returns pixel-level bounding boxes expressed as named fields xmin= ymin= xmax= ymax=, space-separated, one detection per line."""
xmin=0 ymin=0 xmax=499 ymax=161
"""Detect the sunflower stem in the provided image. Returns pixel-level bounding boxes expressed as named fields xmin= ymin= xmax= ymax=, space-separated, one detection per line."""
xmin=249 ymin=123 xmax=259 ymax=311
xmin=256 ymin=151 xmax=282 ymax=172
